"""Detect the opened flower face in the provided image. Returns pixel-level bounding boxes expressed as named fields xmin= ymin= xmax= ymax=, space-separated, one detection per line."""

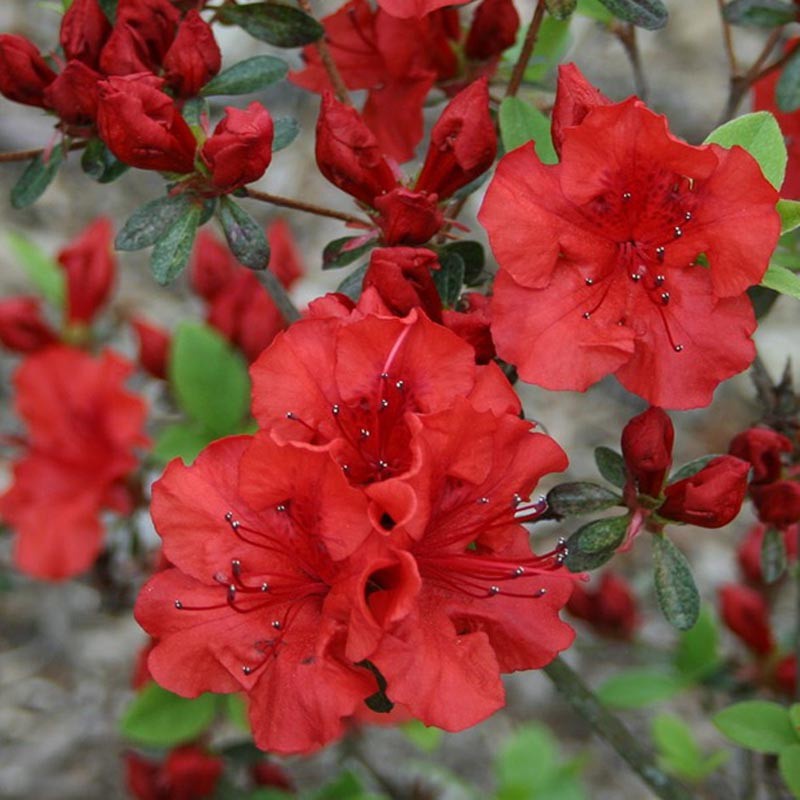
xmin=479 ymin=65 xmax=780 ymax=410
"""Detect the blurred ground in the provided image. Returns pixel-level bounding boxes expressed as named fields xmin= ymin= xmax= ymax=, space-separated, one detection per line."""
xmin=0 ymin=1 xmax=796 ymax=799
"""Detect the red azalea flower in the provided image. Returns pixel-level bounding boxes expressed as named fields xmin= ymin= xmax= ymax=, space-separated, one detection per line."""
xmin=751 ymin=480 xmax=800 ymax=528
xmin=0 ymin=297 xmax=58 ymax=353
xmin=44 ymin=60 xmax=102 ymax=129
xmin=480 ymin=64 xmax=780 ymax=409
xmin=730 ymin=426 xmax=793 ymax=484
xmin=566 ymin=571 xmax=639 ymax=640
xmin=442 ymin=292 xmax=495 ymax=364
xmin=0 ymin=34 xmax=57 ymax=108
xmin=0 ymin=347 xmax=148 ymax=579
xmin=132 ymin=316 xmax=171 ymax=380
xmin=162 ymin=10 xmax=221 ymax=98
xmin=737 ymin=523 xmax=798 ymax=585
xmin=464 ymin=0 xmax=520 ymax=64
xmin=719 ymin=583 xmax=774 ymax=656
xmin=376 ymin=0 xmax=469 ymax=19
xmin=266 ymin=218 xmax=305 ymax=289
xmin=621 ymin=406 xmax=674 ymax=499
xmin=60 ymin=0 xmax=111 ymax=70
xmin=125 ymin=746 xmax=223 ymax=800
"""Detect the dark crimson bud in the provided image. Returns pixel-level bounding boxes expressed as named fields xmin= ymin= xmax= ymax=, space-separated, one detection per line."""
xmin=442 ymin=292 xmax=495 ymax=364
xmin=162 ymin=10 xmax=221 ymax=98
xmin=567 ymin=572 xmax=639 ymax=640
xmin=737 ymin=523 xmax=798 ymax=585
xmin=251 ymin=760 xmax=296 ymax=792
xmin=0 ymin=297 xmax=58 ymax=353
xmin=464 ymin=0 xmax=520 ymax=62
xmin=266 ymin=219 xmax=305 ymax=289
xmin=415 ymin=78 xmax=497 ymax=200
xmin=620 ymin=406 xmax=674 ymax=499
xmin=190 ymin=229 xmax=237 ymax=301
xmin=374 ymin=188 xmax=443 ymax=246
xmin=315 ymin=93 xmax=398 ymax=207
xmin=729 ymin=427 xmax=793 ymax=485
xmin=775 ymin=654 xmax=797 ymax=697
xmin=719 ymin=583 xmax=774 ymax=655
xmin=751 ymin=481 xmax=800 ymax=528
xmin=0 ymin=34 xmax=56 ymax=108
xmin=60 ymin=0 xmax=112 ymax=69
xmin=126 ymin=746 xmax=223 ymax=800
xmin=44 ymin=61 xmax=101 ymax=127
xmin=200 ymin=102 xmax=273 ymax=192
xmin=551 ymin=62 xmax=611 ymax=157
xmin=131 ymin=317 xmax=170 ymax=380
xmin=660 ymin=456 xmax=750 ymax=528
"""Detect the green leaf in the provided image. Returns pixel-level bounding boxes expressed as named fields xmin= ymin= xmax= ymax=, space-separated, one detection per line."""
xmin=652 ymin=713 xmax=728 ymax=782
xmin=790 ymin=703 xmax=800 ymax=732
xmin=546 ymin=482 xmax=622 ymax=517
xmin=779 ymin=200 xmax=800 ymax=234
xmin=432 ymin=250 xmax=465 ymax=308
xmin=675 ymin=607 xmax=720 ymax=680
xmin=594 ymin=446 xmax=627 ymax=488
xmin=403 ymin=720 xmax=443 ymax=752
xmin=10 ymin=146 xmax=65 ymax=209
xmin=80 ymin=137 xmax=129 ymax=183
xmin=596 ymin=0 xmax=668 ymax=29
xmin=218 ymin=197 xmax=270 ymax=270
xmin=704 ymin=111 xmax=787 ymax=190
xmin=653 ymin=535 xmax=699 ymax=630
xmin=97 ymin=0 xmax=116 ymax=22
xmin=780 ymin=744 xmax=800 ymax=799
xmin=723 ymin=0 xmax=797 ymax=27
xmin=564 ymin=515 xmax=628 ymax=571
xmin=439 ymin=241 xmax=485 ymax=285
xmin=169 ymin=322 xmax=250 ymax=436
xmin=181 ymin=96 xmax=208 ymax=129
xmin=778 ymin=45 xmax=800 ymax=113
xmin=218 ymin=3 xmax=324 ymax=47
xmin=525 ymin=16 xmax=571 ymax=83
xmin=748 ymin=284 xmax=781 ymax=318
xmin=499 ymin=97 xmax=558 ymax=164
xmin=669 ymin=455 xmax=718 ymax=483
xmin=762 ymin=263 xmax=800 ymax=298
xmin=597 ymin=669 xmax=685 ymax=709
xmin=714 ymin=701 xmax=798 ymax=753
xmin=336 ymin=263 xmax=368 ymax=301
xmin=152 ymin=421 xmax=216 ymax=465
xmin=7 ymin=232 xmax=65 ymax=307
xmin=272 ymin=116 xmax=300 ymax=151
xmin=224 ymin=693 xmax=250 ymax=731
xmin=545 ymin=0 xmax=578 ymax=19
xmin=116 ymin=194 xmax=193 ymax=251
xmin=322 ymin=236 xmax=376 ymax=270
xmin=119 ymin=683 xmax=218 ymax=747
xmin=310 ymin=771 xmax=380 ymax=800
xmin=151 ymin=202 xmax=202 ymax=285
xmin=202 ymin=55 xmax=288 ymax=96
xmin=576 ymin=0 xmax=615 ymax=21
xmin=761 ymin=526 xmax=788 ymax=583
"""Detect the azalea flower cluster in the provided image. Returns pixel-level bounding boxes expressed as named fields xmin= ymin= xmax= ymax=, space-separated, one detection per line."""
xmin=135 ymin=295 xmax=577 ymax=753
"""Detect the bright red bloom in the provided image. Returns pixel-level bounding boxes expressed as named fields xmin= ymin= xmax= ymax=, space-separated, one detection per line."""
xmin=200 ymin=102 xmax=273 ymax=192
xmin=480 ymin=65 xmax=780 ymax=409
xmin=566 ymin=572 xmax=639 ymax=640
xmin=0 ymin=34 xmax=56 ymax=108
xmin=751 ymin=480 xmax=800 ymax=528
xmin=442 ymin=292 xmax=495 ymax=364
xmin=737 ymin=523 xmax=798 ymax=585
xmin=0 ymin=347 xmax=148 ymax=580
xmin=60 ymin=0 xmax=111 ymax=70
xmin=376 ymin=0 xmax=469 ymax=19
xmin=162 ymin=10 xmax=221 ymax=98
xmin=125 ymin=746 xmax=223 ymax=800
xmin=729 ymin=427 xmax=793 ymax=485
xmin=621 ymin=406 xmax=674 ymax=499
xmin=719 ymin=583 xmax=774 ymax=656
xmin=97 ymin=74 xmax=197 ymax=173
xmin=132 ymin=316 xmax=171 ymax=380
xmin=550 ymin=62 xmax=611 ymax=157
xmin=659 ymin=456 xmax=750 ymax=528
xmin=57 ymin=217 xmax=116 ymax=325
xmin=0 ymin=297 xmax=57 ymax=353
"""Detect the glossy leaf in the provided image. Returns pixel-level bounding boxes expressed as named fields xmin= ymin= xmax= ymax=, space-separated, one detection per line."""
xmin=722 ymin=0 xmax=797 ymax=28
xmin=202 ymin=55 xmax=288 ymax=96
xmin=322 ymin=236 xmax=376 ymax=270
xmin=439 ymin=241 xmax=486 ymax=285
xmin=432 ymin=249 xmax=465 ymax=308
xmin=218 ymin=3 xmax=324 ymax=47
xmin=546 ymin=482 xmax=622 ymax=517
xmin=596 ymin=0 xmax=668 ymax=29
xmin=669 ymin=455 xmax=718 ymax=483
xmin=273 ymin=116 xmax=300 ymax=151
xmin=594 ymin=446 xmax=627 ymax=488
xmin=337 ymin=263 xmax=368 ymax=301
xmin=564 ymin=515 xmax=628 ymax=571
xmin=499 ymin=97 xmax=558 ymax=164
xmin=762 ymin=263 xmax=800 ymax=298
xmin=80 ymin=138 xmax=129 ymax=183
xmin=779 ymin=200 xmax=800 ymax=234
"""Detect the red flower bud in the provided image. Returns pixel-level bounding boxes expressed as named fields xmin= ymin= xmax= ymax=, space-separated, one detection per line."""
xmin=464 ymin=0 xmax=520 ymax=62
xmin=190 ymin=229 xmax=236 ymax=301
xmin=60 ymin=0 xmax=111 ymax=70
xmin=315 ymin=93 xmax=398 ymax=206
xmin=729 ymin=427 xmax=792 ymax=484
xmin=200 ymin=102 xmax=273 ymax=192
xmin=363 ymin=247 xmax=443 ymax=322
xmin=775 ymin=654 xmax=797 ymax=697
xmin=251 ymin=761 xmax=295 ymax=792
xmin=752 ymin=480 xmax=800 ymax=528
xmin=97 ymin=75 xmax=197 ymax=173
xmin=737 ymin=523 xmax=798 ymax=584
xmin=0 ymin=34 xmax=56 ymax=108
xmin=44 ymin=60 xmax=101 ymax=127
xmin=567 ymin=572 xmax=639 ymax=640
xmin=162 ymin=10 xmax=221 ymax=98
xmin=57 ymin=218 xmax=116 ymax=325
xmin=0 ymin=297 xmax=58 ymax=353
xmin=660 ymin=456 xmax=750 ymax=528
xmin=621 ymin=406 xmax=674 ymax=499
xmin=551 ymin=62 xmax=611 ymax=157
xmin=415 ymin=78 xmax=497 ymax=200
xmin=126 ymin=746 xmax=223 ymax=800
xmin=719 ymin=583 xmax=774 ymax=655
xmin=374 ymin=187 xmax=443 ymax=246
xmin=131 ymin=317 xmax=170 ymax=380
xmin=442 ymin=292 xmax=495 ymax=364
xmin=266 ymin=218 xmax=305 ymax=289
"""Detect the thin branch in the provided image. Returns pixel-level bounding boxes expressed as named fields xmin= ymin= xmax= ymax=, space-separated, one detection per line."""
xmin=244 ymin=187 xmax=370 ymax=227
xmin=255 ymin=267 xmax=301 ymax=324
xmin=717 ymin=0 xmax=739 ymax=75
xmin=543 ymin=656 xmax=694 ymax=800
xmin=721 ymin=29 xmax=782 ymax=123
xmin=296 ymin=0 xmax=352 ymax=105
xmin=0 ymin=140 xmax=87 ymax=164
xmin=505 ymin=0 xmax=547 ymax=98
xmin=795 ymin=526 xmax=800 ymax=703
xmin=614 ymin=23 xmax=648 ymax=101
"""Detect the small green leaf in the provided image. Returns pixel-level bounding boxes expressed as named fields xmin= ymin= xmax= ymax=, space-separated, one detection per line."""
xmin=653 ymin=535 xmax=700 ymax=630
xmin=723 ymin=0 xmax=797 ymax=28
xmin=499 ymin=97 xmax=558 ymax=164
xmin=704 ymin=111 xmax=787 ymax=190
xmin=336 ymin=263 xmax=368 ymax=301
xmin=322 ymin=236 xmax=376 ymax=270
xmin=80 ymin=137 xmax=129 ymax=183
xmin=762 ymin=263 xmax=800 ymax=298
xmin=218 ymin=196 xmax=270 ymax=270
xmin=403 ymin=720 xmax=443 ymax=752
xmin=714 ymin=701 xmax=798 ymax=753
xmin=152 ymin=421 xmax=216 ymax=465
xmin=652 ymin=713 xmax=728 ymax=782
xmin=780 ymin=744 xmax=800 ymax=799
xmin=432 ymin=250 xmax=465 ymax=308
xmin=10 ymin=146 xmax=65 ymax=209
xmin=272 ymin=116 xmax=300 ymax=151
xmin=779 ymin=200 xmax=800 ymax=233
xmin=116 ymin=194 xmax=193 ymax=252
xmin=202 ymin=55 xmax=288 ymax=96
xmin=790 ymin=703 xmax=800 ymax=732
xmin=170 ymin=322 xmax=250 ymax=436
xmin=597 ymin=669 xmax=685 ymax=709
xmin=218 ymin=3 xmax=324 ymax=47
xmin=545 ymin=0 xmax=578 ymax=19
xmin=439 ymin=241 xmax=486 ymax=285
xmin=761 ymin=526 xmax=788 ymax=583
xmin=564 ymin=515 xmax=628 ymax=571
xmin=119 ymin=683 xmax=218 ymax=747
xmin=576 ymin=0 xmax=615 ymax=21
xmin=181 ymin=96 xmax=208 ymax=128
xmin=675 ymin=607 xmax=720 ymax=680
xmin=150 ymin=202 xmax=202 ymax=285
xmin=594 ymin=446 xmax=627 ymax=488
xmin=669 ymin=455 xmax=719 ymax=483
xmin=98 ymin=0 xmax=116 ymax=22
xmin=7 ymin=232 xmax=65 ymax=307
xmin=546 ymin=482 xmax=622 ymax=517
xmin=596 ymin=0 xmax=668 ymax=29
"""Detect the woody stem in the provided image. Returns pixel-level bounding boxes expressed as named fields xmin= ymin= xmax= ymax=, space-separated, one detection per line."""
xmin=243 ymin=187 xmax=370 ymax=227
xmin=506 ymin=0 xmax=547 ymax=98
xmin=543 ymin=656 xmax=694 ymax=800
xmin=614 ymin=22 xmax=647 ymax=101
xmin=0 ymin=140 xmax=87 ymax=163
xmin=296 ymin=0 xmax=352 ymax=105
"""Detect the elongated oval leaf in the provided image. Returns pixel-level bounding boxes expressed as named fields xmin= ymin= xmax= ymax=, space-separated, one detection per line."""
xmin=7 ymin=232 xmax=65 ymax=307
xmin=337 ymin=263 xmax=368 ymax=301
xmin=218 ymin=196 xmax=270 ymax=269
xmin=150 ymin=202 xmax=202 ymax=285
xmin=777 ymin=45 xmax=800 ymax=112
xmin=202 ymin=55 xmax=289 ymax=96
xmin=669 ymin=455 xmax=719 ymax=483
xmin=80 ymin=137 xmax=129 ymax=183
xmin=546 ymin=482 xmax=622 ymax=517
xmin=597 ymin=669 xmax=685 ymax=709
xmin=675 ymin=607 xmax=720 ymax=680
xmin=594 ymin=446 xmax=627 ymax=488
xmin=778 ymin=199 xmax=800 ymax=233
xmin=218 ymin=3 xmax=324 ymax=47
xmin=713 ymin=701 xmax=798 ymax=753
xmin=780 ymin=744 xmax=800 ymax=799
xmin=723 ymin=0 xmax=797 ymax=28
xmin=564 ymin=515 xmax=628 ymax=571
xmin=116 ymin=194 xmax=192 ymax=251
xmin=322 ymin=236 xmax=376 ymax=270
xmin=439 ymin=241 xmax=486 ymax=285
xmin=272 ymin=116 xmax=300 ymax=151
xmin=596 ymin=0 xmax=668 ymax=29
xmin=762 ymin=263 xmax=800 ymax=298
xmin=653 ymin=535 xmax=699 ymax=630
xmin=11 ymin=146 xmax=64 ymax=209
xmin=433 ymin=250 xmax=465 ymax=308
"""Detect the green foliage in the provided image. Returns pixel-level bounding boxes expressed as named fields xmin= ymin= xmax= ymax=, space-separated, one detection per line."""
xmin=116 ymin=195 xmax=194 ymax=252
xmin=704 ymin=111 xmax=787 ymax=190
xmin=713 ymin=701 xmax=799 ymax=753
xmin=439 ymin=241 xmax=486 ymax=286
xmin=669 ymin=455 xmax=718 ymax=482
xmin=653 ymin=535 xmax=700 ymax=630
xmin=119 ymin=683 xmax=218 ymax=747
xmin=595 ymin=0 xmax=668 ymax=29
xmin=546 ymin=482 xmax=622 ymax=517
xmin=597 ymin=669 xmax=685 ymax=710
xmin=218 ymin=197 xmax=270 ymax=270
xmin=564 ymin=515 xmax=629 ymax=571
xmin=723 ymin=0 xmax=798 ymax=28
xmin=778 ymin=200 xmax=800 ymax=234
xmin=202 ymin=55 xmax=289 ymax=96
xmin=152 ymin=421 xmax=217 ymax=466
xmin=11 ymin=145 xmax=65 ymax=209
xmin=762 ymin=264 xmax=800 ymax=299
xmin=499 ymin=97 xmax=558 ymax=164
xmin=674 ymin=607 xmax=721 ymax=680
xmin=80 ymin=138 xmax=129 ymax=183
xmin=7 ymin=231 xmax=65 ymax=307
xmin=504 ymin=16 xmax=571 ymax=85
xmin=322 ymin=236 xmax=376 ymax=270
xmin=576 ymin=0 xmax=615 ymax=21
xmin=780 ymin=744 xmax=800 ymax=798
xmin=761 ymin=526 xmax=788 ymax=583
xmin=594 ymin=446 xmax=627 ymax=488
xmin=433 ymin=249 xmax=465 ymax=307
xmin=652 ymin=714 xmax=729 ymax=782
xmin=545 ymin=0 xmax=578 ymax=20
xmin=403 ymin=720 xmax=443 ymax=752
xmin=337 ymin=263 xmax=369 ymax=301
xmin=150 ymin=202 xmax=202 ymax=285
xmin=777 ymin=46 xmax=800 ymax=112
xmin=273 ymin=116 xmax=301 ymax=151
xmin=309 ymin=771 xmax=386 ymax=800
xmin=218 ymin=3 xmax=324 ymax=47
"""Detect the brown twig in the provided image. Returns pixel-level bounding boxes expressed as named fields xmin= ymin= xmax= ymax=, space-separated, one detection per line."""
xmin=244 ymin=187 xmax=370 ymax=227
xmin=721 ymin=29 xmax=783 ymax=123
xmin=505 ymin=0 xmax=547 ymax=98
xmin=614 ymin=22 xmax=648 ymax=101
xmin=0 ymin=140 xmax=87 ymax=164
xmin=717 ymin=0 xmax=739 ymax=75
xmin=296 ymin=0 xmax=351 ymax=105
